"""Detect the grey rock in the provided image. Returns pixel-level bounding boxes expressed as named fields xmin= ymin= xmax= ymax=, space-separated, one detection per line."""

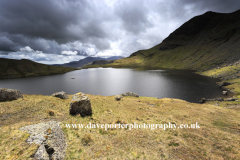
xmin=121 ymin=92 xmax=139 ymax=97
xmin=115 ymin=95 xmax=122 ymax=101
xmin=27 ymin=133 xmax=46 ymax=145
xmin=222 ymin=91 xmax=228 ymax=95
xmin=206 ymin=98 xmax=224 ymax=101
xmin=69 ymin=92 xmax=92 ymax=116
xmin=214 ymin=97 xmax=224 ymax=101
xmin=0 ymin=88 xmax=23 ymax=102
xmin=52 ymin=91 xmax=68 ymax=99
xmin=20 ymin=121 xmax=67 ymax=160
xmin=224 ymin=98 xmax=238 ymax=101
xmin=34 ymin=144 xmax=49 ymax=160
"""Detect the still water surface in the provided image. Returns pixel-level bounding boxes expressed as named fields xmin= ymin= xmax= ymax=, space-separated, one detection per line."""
xmin=0 ymin=68 xmax=223 ymax=103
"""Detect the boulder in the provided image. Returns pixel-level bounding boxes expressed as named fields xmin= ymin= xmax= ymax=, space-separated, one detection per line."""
xmin=20 ymin=121 xmax=67 ymax=160
xmin=115 ymin=95 xmax=122 ymax=101
xmin=69 ymin=92 xmax=92 ymax=116
xmin=0 ymin=88 xmax=23 ymax=102
xmin=52 ymin=91 xmax=68 ymax=99
xmin=121 ymin=92 xmax=139 ymax=97
xmin=222 ymin=91 xmax=228 ymax=95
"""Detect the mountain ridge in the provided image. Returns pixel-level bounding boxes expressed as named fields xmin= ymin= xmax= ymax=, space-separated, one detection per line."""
xmin=104 ymin=9 xmax=240 ymax=71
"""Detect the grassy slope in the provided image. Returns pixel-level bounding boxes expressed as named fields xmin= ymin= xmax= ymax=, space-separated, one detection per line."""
xmin=0 ymin=94 xmax=240 ymax=159
xmin=0 ymin=58 xmax=77 ymax=79
xmin=86 ymin=10 xmax=240 ymax=71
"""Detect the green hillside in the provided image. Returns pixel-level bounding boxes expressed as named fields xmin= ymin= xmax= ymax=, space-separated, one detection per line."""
xmin=103 ymin=10 xmax=240 ymax=71
xmin=0 ymin=58 xmax=77 ymax=79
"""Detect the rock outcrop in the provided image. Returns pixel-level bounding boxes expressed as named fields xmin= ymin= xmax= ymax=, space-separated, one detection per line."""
xmin=69 ymin=92 xmax=92 ymax=116
xmin=52 ymin=91 xmax=68 ymax=99
xmin=0 ymin=88 xmax=23 ymax=101
xmin=19 ymin=121 xmax=67 ymax=160
xmin=121 ymin=92 xmax=139 ymax=97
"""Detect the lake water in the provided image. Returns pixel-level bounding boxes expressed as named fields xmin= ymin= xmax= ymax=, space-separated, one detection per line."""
xmin=0 ymin=68 xmax=223 ymax=103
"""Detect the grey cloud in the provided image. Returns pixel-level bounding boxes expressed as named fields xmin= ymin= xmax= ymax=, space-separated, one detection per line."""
xmin=0 ymin=36 xmax=15 ymax=51
xmin=178 ymin=0 xmax=240 ymax=13
xmin=0 ymin=0 xmax=110 ymax=51
xmin=0 ymin=0 xmax=80 ymax=43
xmin=115 ymin=0 xmax=152 ymax=34
xmin=0 ymin=0 xmax=239 ymax=63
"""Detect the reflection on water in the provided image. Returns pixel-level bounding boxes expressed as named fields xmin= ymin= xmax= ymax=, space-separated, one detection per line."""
xmin=0 ymin=68 xmax=223 ymax=102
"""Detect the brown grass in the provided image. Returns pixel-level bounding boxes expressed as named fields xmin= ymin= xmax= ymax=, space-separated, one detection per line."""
xmin=0 ymin=94 xmax=240 ymax=159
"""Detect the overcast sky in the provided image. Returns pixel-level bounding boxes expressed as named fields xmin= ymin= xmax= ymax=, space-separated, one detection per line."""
xmin=0 ymin=0 xmax=239 ymax=64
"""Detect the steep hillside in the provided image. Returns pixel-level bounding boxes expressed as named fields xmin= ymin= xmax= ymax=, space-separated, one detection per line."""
xmin=106 ymin=10 xmax=240 ymax=71
xmin=0 ymin=58 xmax=76 ymax=79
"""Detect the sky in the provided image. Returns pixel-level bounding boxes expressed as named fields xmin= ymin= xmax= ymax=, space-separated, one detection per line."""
xmin=0 ymin=0 xmax=239 ymax=64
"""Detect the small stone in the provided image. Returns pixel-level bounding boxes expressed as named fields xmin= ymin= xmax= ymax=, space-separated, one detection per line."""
xmin=69 ymin=92 xmax=92 ymax=116
xmin=52 ymin=91 xmax=68 ymax=99
xmin=107 ymin=109 xmax=112 ymax=114
xmin=115 ymin=95 xmax=122 ymax=101
xmin=222 ymin=91 xmax=228 ymax=95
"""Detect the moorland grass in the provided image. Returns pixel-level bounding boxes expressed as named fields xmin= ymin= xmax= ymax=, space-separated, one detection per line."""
xmin=0 ymin=94 xmax=240 ymax=159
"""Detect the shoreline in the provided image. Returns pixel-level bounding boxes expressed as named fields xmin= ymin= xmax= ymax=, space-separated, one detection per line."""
xmin=1 ymin=66 xmax=238 ymax=104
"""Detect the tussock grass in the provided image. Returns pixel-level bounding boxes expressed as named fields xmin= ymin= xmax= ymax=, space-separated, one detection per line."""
xmin=1 ymin=94 xmax=240 ymax=159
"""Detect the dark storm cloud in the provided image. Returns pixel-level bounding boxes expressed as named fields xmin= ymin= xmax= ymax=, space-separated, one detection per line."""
xmin=0 ymin=0 xmax=84 ymax=43
xmin=0 ymin=0 xmax=110 ymax=53
xmin=0 ymin=0 xmax=239 ymax=63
